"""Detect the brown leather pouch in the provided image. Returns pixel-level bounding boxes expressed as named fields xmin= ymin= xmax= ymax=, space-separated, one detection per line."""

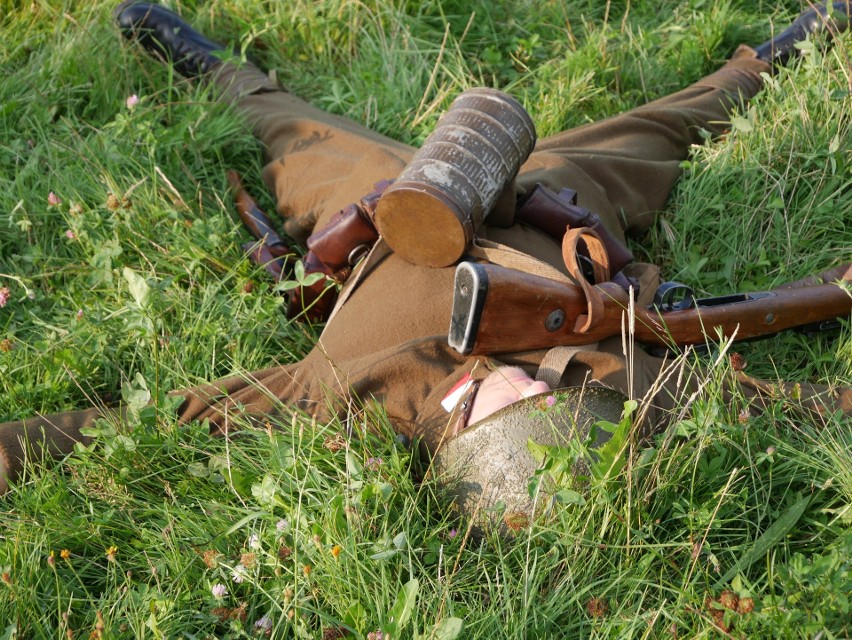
xmin=307 ymin=203 xmax=379 ymax=279
xmin=515 ymin=183 xmax=634 ymax=274
xmin=287 ymin=180 xmax=391 ymax=321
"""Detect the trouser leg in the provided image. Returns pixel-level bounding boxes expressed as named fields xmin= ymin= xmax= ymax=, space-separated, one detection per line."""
xmin=211 ymin=64 xmax=414 ymax=243
xmin=211 ymin=50 xmax=769 ymax=248
xmin=0 ymin=409 xmax=103 ymax=494
xmin=518 ymin=46 xmax=771 ymax=242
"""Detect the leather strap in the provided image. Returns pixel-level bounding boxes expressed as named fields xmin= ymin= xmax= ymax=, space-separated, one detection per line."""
xmin=562 ymin=227 xmax=610 ymax=334
xmin=465 ymin=231 xmax=610 ymax=335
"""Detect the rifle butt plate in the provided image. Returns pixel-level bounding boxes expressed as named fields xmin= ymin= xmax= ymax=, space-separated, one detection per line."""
xmin=448 ymin=261 xmax=489 ymax=354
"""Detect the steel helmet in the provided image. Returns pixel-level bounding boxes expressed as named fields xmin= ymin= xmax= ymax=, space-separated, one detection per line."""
xmin=431 ymin=386 xmax=630 ymax=535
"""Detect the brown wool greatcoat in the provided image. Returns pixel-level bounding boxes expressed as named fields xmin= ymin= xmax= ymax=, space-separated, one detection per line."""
xmin=2 ymin=46 xmax=849 ymax=494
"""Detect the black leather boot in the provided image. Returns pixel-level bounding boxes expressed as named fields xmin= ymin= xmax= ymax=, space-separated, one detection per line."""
xmin=754 ymin=2 xmax=851 ymax=65
xmin=115 ymin=1 xmax=230 ymax=78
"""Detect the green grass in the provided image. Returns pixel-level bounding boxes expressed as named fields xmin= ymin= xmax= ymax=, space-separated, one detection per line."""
xmin=1 ymin=0 xmax=850 ymax=637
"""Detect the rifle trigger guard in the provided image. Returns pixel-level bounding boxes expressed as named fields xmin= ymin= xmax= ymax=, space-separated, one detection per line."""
xmin=653 ymin=281 xmax=696 ymax=312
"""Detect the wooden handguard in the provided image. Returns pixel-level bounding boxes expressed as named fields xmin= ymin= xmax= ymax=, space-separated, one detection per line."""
xmin=449 ymin=261 xmax=852 ymax=355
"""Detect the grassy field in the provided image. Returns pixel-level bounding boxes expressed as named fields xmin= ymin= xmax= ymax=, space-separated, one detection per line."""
xmin=1 ymin=0 xmax=850 ymax=637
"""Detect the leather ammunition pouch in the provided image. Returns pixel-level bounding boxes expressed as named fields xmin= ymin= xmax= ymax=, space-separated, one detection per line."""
xmin=286 ymin=180 xmax=391 ymax=320
xmin=285 ymin=181 xmax=635 ymax=322
xmin=515 ymin=183 xmax=634 ymax=275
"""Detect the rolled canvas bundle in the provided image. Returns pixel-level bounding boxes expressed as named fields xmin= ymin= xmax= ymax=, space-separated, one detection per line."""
xmin=374 ymin=88 xmax=536 ymax=268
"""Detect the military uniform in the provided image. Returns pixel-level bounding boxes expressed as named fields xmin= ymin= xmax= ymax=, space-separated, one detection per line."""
xmin=2 ymin=45 xmax=849 ymax=494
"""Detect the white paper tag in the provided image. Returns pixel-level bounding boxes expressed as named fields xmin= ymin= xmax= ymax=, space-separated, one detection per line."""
xmin=441 ymin=373 xmax=474 ymax=412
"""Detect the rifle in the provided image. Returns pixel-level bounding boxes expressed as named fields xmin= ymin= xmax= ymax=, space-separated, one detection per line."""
xmin=448 ymin=261 xmax=852 ymax=355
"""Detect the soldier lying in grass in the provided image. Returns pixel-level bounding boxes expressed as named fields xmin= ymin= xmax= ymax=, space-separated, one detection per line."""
xmin=1 ymin=3 xmax=850 ymax=521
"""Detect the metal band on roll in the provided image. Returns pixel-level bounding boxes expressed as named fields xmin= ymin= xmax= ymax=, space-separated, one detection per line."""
xmin=375 ymin=88 xmax=536 ymax=268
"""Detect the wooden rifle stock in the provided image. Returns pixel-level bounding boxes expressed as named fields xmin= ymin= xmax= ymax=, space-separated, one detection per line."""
xmin=448 ymin=261 xmax=852 ymax=355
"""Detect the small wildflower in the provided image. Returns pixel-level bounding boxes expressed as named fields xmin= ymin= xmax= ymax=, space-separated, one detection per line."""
xmin=201 ymin=549 xmax=220 ymax=569
xmin=242 ymin=280 xmax=255 ymax=294
xmin=447 ymin=528 xmax=458 ymax=540
xmin=718 ymin=590 xmax=739 ymax=611
xmin=503 ymin=511 xmax=530 ymax=532
xmin=211 ymin=583 xmax=227 ymax=599
xmin=322 ymin=627 xmax=345 ymax=640
xmin=248 ymin=534 xmax=261 ymax=550
xmin=126 ymin=94 xmax=139 ymax=110
xmin=331 ymin=545 xmax=341 ymax=559
xmin=737 ymin=408 xmax=750 ymax=424
xmin=586 ymin=597 xmax=608 ymax=618
xmin=545 ymin=395 xmax=557 ymax=407
xmin=65 ymin=229 xmax=76 ymax=240
xmin=1 ymin=573 xmax=11 ymax=586
xmin=366 ymin=456 xmax=383 ymax=471
xmin=47 ymin=550 xmax=56 ymax=568
xmin=240 ymin=553 xmax=257 ymax=569
xmin=302 ymin=564 xmax=311 ymax=577
xmin=254 ymin=615 xmax=272 ymax=631
xmin=737 ymin=597 xmax=755 ymax=614
xmin=367 ymin=632 xmax=384 ymax=640
xmin=275 ymin=519 xmax=288 ymax=533
xmin=730 ymin=352 xmax=747 ymax=372
xmin=60 ymin=549 xmax=71 ymax=561
xmin=0 ymin=287 xmax=10 ymax=308
xmin=75 ymin=309 xmax=84 ymax=321
xmin=232 ymin=564 xmax=247 ymax=584
xmin=0 ymin=339 xmax=13 ymax=353
xmin=106 ymin=193 xmax=121 ymax=211
xmin=48 ymin=191 xmax=61 ymax=207
xmin=278 ymin=545 xmax=292 ymax=561
xmin=26 ymin=289 xmax=35 ymax=300
xmin=323 ymin=433 xmax=346 ymax=452
xmin=105 ymin=545 xmax=118 ymax=562
xmin=766 ymin=445 xmax=776 ymax=456
xmin=69 ymin=202 xmax=83 ymax=216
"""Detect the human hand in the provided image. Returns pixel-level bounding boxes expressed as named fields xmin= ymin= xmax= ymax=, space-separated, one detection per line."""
xmin=467 ymin=366 xmax=550 ymax=427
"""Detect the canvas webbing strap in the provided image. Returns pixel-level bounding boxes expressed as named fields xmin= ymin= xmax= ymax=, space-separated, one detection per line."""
xmin=535 ymin=344 xmax=598 ymax=389
xmin=467 ymin=237 xmax=575 ymax=284
xmin=326 ymin=237 xmax=392 ymax=324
